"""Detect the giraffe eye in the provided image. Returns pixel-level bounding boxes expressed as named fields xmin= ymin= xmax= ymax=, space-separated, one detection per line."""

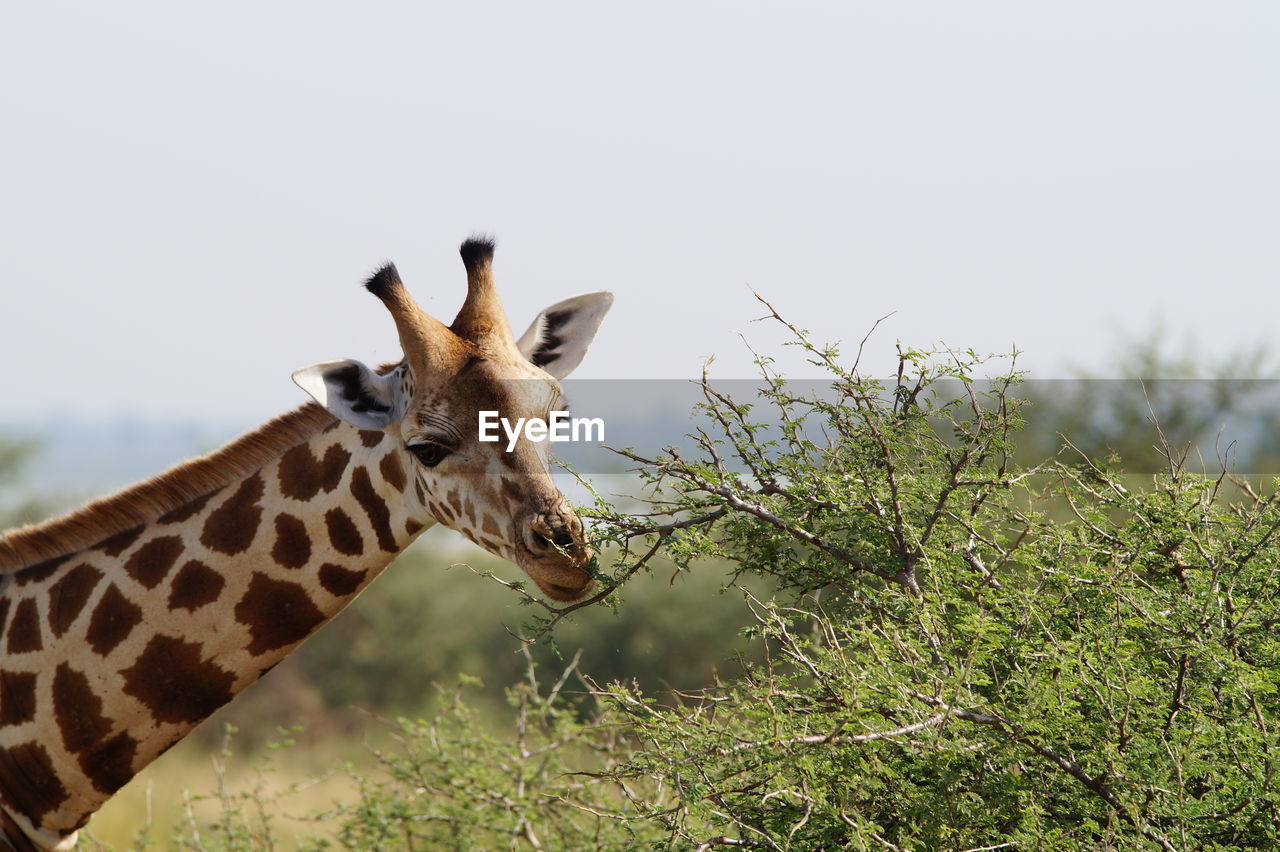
xmin=408 ymin=442 xmax=452 ymax=468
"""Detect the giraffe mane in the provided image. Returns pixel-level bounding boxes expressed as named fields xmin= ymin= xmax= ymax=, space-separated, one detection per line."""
xmin=0 ymin=403 xmax=338 ymax=572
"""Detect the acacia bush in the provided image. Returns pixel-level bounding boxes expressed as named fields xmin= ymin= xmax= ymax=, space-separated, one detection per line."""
xmin=165 ymin=309 xmax=1280 ymax=851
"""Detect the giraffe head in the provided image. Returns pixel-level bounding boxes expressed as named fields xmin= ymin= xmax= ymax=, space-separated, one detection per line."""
xmin=292 ymin=238 xmax=612 ymax=601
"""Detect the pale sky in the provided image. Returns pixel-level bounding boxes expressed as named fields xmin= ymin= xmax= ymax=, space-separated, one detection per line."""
xmin=2 ymin=2 xmax=1278 ymax=423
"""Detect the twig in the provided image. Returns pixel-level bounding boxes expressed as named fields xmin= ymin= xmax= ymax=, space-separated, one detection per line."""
xmin=722 ymin=712 xmax=949 ymax=753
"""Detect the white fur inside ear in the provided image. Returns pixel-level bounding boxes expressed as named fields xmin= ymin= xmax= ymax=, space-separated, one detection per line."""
xmin=291 ymin=360 xmax=403 ymax=430
xmin=516 ymin=291 xmax=614 ymax=379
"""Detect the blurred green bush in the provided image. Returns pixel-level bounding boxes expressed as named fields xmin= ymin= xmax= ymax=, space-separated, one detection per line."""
xmin=198 ymin=541 xmax=766 ymax=751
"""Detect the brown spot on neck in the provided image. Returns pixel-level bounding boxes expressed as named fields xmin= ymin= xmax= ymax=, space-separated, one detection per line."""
xmin=271 ymin=514 xmax=312 ymax=569
xmin=324 ymin=509 xmax=363 ymax=556
xmin=318 ymin=563 xmax=367 ymax=597
xmin=49 ymin=562 xmax=103 ymax=637
xmin=0 ymin=742 xmax=69 ymax=825
xmin=201 ymin=474 xmax=265 ymax=556
xmin=278 ymin=443 xmax=351 ymax=501
xmin=168 ymin=561 xmax=225 ymax=612
xmin=81 ymin=731 xmax=138 ymax=796
xmin=87 ymin=585 xmax=143 ymax=657
xmin=0 ymin=672 xmax=37 ymax=727
xmin=120 ymin=634 xmax=237 ymax=725
xmin=234 ymin=573 xmax=326 ymax=655
xmin=379 ymin=450 xmax=407 ymax=492
xmin=123 ymin=536 xmax=184 ymax=589
xmin=350 ymin=467 xmax=398 ymax=553
xmin=5 ymin=599 xmax=42 ymax=654
xmin=53 ymin=664 xmax=112 ymax=757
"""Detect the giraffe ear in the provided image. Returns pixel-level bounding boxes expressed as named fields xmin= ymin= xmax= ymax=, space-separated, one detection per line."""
xmin=291 ymin=360 xmax=404 ymax=430
xmin=515 ymin=292 xmax=614 ymax=379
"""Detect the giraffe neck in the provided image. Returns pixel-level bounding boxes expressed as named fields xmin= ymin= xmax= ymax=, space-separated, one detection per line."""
xmin=0 ymin=415 xmax=431 ymax=850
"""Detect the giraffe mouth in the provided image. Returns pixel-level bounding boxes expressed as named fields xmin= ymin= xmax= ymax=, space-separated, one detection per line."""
xmin=521 ymin=550 xmax=595 ymax=601
xmin=521 ymin=550 xmax=594 ymax=601
xmin=517 ymin=509 xmax=593 ymax=601
xmin=541 ymin=578 xmax=595 ymax=602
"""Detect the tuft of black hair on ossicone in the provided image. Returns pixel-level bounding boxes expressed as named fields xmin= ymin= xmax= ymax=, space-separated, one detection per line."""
xmin=363 ymin=263 xmax=402 ymax=299
xmin=459 ymin=235 xmax=496 ymax=273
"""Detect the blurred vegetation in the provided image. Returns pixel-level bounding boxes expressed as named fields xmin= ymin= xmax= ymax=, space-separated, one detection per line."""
xmin=0 ymin=433 xmax=50 ymax=529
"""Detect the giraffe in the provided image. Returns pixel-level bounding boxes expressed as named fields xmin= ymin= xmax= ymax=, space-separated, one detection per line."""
xmin=0 ymin=237 xmax=613 ymax=851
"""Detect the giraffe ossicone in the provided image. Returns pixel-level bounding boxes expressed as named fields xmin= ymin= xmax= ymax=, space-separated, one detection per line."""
xmin=0 ymin=236 xmax=613 ymax=851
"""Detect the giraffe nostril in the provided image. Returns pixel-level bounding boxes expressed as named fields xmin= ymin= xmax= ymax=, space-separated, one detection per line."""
xmin=530 ymin=525 xmax=576 ymax=552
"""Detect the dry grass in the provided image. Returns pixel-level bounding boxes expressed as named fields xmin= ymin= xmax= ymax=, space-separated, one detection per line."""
xmin=84 ymin=728 xmax=359 ymax=850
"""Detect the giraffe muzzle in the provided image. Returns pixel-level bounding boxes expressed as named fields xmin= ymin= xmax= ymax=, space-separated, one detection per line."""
xmin=522 ymin=512 xmax=594 ymax=601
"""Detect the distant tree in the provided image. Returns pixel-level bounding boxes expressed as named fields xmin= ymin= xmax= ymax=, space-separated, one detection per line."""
xmin=0 ymin=434 xmax=45 ymax=530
